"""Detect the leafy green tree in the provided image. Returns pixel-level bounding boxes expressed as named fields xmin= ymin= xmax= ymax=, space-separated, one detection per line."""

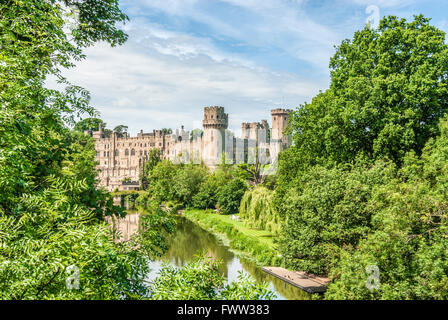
xmin=146 ymin=160 xmax=179 ymax=204
xmin=74 ymin=118 xmax=106 ymax=133
xmin=113 ymin=125 xmax=128 ymax=137
xmin=140 ymin=148 xmax=162 ymax=190
xmin=0 ymin=0 xmax=165 ymax=300
xmin=217 ymin=178 xmax=248 ymax=214
xmin=297 ymin=15 xmax=448 ymax=167
xmin=174 ymin=164 xmax=209 ymax=207
xmin=192 ymin=178 xmax=220 ymax=209
xmin=239 ymin=186 xmax=280 ymax=233
xmin=325 ymin=116 xmax=448 ymax=299
xmin=278 ymin=161 xmax=396 ymax=276
xmin=275 ymin=15 xmax=448 ymax=214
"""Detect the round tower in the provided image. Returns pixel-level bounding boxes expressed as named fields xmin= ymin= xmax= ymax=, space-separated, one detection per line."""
xmin=271 ymin=108 xmax=292 ymax=147
xmin=202 ymin=106 xmax=228 ymax=166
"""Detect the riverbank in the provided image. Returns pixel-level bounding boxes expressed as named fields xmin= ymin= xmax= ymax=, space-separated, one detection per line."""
xmin=183 ymin=209 xmax=283 ymax=267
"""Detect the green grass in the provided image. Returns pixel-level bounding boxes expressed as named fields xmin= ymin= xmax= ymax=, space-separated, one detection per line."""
xmin=183 ymin=209 xmax=282 ymax=267
xmin=207 ymin=214 xmax=276 ymax=249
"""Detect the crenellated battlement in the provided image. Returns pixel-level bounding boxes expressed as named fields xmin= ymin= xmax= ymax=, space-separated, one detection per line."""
xmin=203 ymin=106 xmax=228 ymax=129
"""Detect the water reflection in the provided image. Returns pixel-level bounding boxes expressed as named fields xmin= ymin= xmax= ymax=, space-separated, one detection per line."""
xmin=106 ymin=213 xmax=139 ymax=242
xmin=112 ymin=212 xmax=311 ymax=300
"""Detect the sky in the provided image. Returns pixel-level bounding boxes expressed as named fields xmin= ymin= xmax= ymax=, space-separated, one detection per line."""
xmin=65 ymin=0 xmax=448 ymax=136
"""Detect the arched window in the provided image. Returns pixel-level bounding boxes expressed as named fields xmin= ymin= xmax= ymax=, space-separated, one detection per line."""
xmin=125 ymin=149 xmax=129 ymax=156
xmin=115 ymin=150 xmax=119 ymax=156
xmin=131 ymin=149 xmax=135 ymax=156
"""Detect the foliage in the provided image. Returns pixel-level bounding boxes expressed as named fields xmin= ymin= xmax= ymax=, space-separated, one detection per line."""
xmin=0 ymin=0 xmax=171 ymax=300
xmin=184 ymin=210 xmax=281 ymax=266
xmin=74 ymin=118 xmax=106 ymax=132
xmin=288 ymin=15 xmax=448 ymax=170
xmin=325 ymin=117 xmax=448 ymax=299
xmin=173 ymin=164 xmax=209 ymax=207
xmin=148 ymin=254 xmax=275 ymax=300
xmin=217 ymin=178 xmax=248 ymax=214
xmin=278 ymin=161 xmax=396 ymax=276
xmin=146 ymin=160 xmax=179 ymax=204
xmin=113 ymin=125 xmax=128 ymax=137
xmin=240 ymin=186 xmax=280 ymax=234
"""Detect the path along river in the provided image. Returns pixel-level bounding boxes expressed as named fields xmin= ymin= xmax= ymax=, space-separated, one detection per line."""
xmin=111 ymin=211 xmax=311 ymax=300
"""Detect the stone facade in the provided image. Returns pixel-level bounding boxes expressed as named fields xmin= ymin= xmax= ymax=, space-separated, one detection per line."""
xmin=90 ymin=106 xmax=292 ymax=191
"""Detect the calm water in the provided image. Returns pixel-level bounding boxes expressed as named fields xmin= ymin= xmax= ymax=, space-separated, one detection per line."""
xmin=114 ymin=212 xmax=311 ymax=300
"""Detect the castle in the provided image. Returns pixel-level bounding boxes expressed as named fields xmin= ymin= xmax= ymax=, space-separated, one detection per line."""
xmin=90 ymin=107 xmax=292 ymax=191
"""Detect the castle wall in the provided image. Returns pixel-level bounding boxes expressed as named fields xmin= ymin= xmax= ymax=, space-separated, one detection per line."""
xmin=92 ymin=107 xmax=291 ymax=191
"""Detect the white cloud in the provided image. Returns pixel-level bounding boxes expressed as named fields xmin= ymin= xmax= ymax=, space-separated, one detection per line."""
xmin=65 ymin=20 xmax=324 ymax=135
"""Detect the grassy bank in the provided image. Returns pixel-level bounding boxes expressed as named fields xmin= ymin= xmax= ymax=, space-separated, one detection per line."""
xmin=183 ymin=209 xmax=282 ymax=267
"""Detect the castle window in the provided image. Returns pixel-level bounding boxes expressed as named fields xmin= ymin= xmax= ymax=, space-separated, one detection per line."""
xmin=115 ymin=150 xmax=119 ymax=156
xmin=274 ymin=117 xmax=276 ymax=120
xmin=125 ymin=149 xmax=129 ymax=156
xmin=104 ymin=151 xmax=106 ymax=157
xmin=217 ymin=115 xmax=219 ymax=119
xmin=131 ymin=149 xmax=135 ymax=156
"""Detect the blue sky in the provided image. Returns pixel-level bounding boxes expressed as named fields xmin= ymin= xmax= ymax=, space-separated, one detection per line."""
xmin=66 ymin=0 xmax=448 ymax=135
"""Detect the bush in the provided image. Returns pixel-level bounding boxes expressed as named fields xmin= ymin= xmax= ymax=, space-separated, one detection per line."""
xmin=217 ymin=178 xmax=248 ymax=214
xmin=174 ymin=164 xmax=209 ymax=207
xmin=192 ymin=178 xmax=219 ymax=209
xmin=278 ymin=161 xmax=396 ymax=276
xmin=147 ymin=160 xmax=179 ymax=204
xmin=325 ymin=117 xmax=448 ymax=299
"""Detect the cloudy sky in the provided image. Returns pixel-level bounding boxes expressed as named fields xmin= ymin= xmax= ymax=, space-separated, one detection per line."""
xmin=65 ymin=0 xmax=448 ymax=135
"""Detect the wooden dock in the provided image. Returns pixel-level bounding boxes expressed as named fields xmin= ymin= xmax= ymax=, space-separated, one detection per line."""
xmin=262 ymin=267 xmax=330 ymax=294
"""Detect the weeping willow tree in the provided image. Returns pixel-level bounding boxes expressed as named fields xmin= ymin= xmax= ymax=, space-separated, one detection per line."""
xmin=239 ymin=187 xmax=280 ymax=234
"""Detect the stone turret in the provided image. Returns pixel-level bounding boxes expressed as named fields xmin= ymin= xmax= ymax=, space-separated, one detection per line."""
xmin=271 ymin=108 xmax=292 ymax=147
xmin=202 ymin=106 xmax=228 ymax=166
xmin=203 ymin=106 xmax=228 ymax=130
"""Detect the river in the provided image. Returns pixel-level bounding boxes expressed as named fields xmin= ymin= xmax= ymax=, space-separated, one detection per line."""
xmin=112 ymin=211 xmax=311 ymax=300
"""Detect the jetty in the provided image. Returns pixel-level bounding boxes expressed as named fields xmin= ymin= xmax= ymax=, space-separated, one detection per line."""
xmin=262 ymin=267 xmax=330 ymax=294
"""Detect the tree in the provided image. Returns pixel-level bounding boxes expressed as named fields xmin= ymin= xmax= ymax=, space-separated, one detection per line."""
xmin=140 ymin=148 xmax=162 ymax=190
xmin=146 ymin=160 xmax=179 ymax=204
xmin=0 ymin=0 xmax=153 ymax=299
xmin=113 ymin=125 xmax=128 ymax=137
xmin=279 ymin=15 xmax=448 ymax=182
xmin=74 ymin=118 xmax=106 ymax=132
xmin=217 ymin=178 xmax=248 ymax=214
xmin=325 ymin=116 xmax=448 ymax=299
xmin=173 ymin=164 xmax=209 ymax=207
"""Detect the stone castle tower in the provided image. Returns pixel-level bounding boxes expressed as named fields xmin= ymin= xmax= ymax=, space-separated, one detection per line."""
xmin=202 ymin=106 xmax=228 ymax=165
xmin=271 ymin=108 xmax=292 ymax=147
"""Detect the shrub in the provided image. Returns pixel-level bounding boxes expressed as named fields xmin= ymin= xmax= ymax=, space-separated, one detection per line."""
xmin=217 ymin=178 xmax=248 ymax=214
xmin=278 ymin=161 xmax=396 ymax=276
xmin=174 ymin=164 xmax=209 ymax=207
